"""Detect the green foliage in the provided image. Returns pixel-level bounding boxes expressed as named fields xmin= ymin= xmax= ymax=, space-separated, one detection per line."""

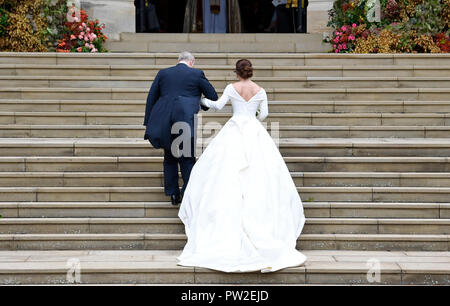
xmin=41 ymin=0 xmax=68 ymax=51
xmin=0 ymin=0 xmax=48 ymax=52
xmin=0 ymin=7 xmax=8 ymax=37
xmin=400 ymin=0 xmax=446 ymax=35
xmin=398 ymin=29 xmax=416 ymax=52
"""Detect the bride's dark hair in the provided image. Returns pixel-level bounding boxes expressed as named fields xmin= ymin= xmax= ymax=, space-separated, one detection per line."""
xmin=234 ymin=59 xmax=253 ymax=79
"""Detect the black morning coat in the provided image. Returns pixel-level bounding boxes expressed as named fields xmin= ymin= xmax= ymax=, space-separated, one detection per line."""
xmin=143 ymin=63 xmax=218 ymax=150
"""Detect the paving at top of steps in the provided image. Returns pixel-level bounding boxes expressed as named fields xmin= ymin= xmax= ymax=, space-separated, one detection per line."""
xmin=0 ymin=138 xmax=450 ymax=157
xmin=2 ymin=64 xmax=450 ymax=78
xmin=2 ymin=52 xmax=450 ymax=66
xmin=106 ymin=37 xmax=330 ymax=53
xmin=3 ymin=75 xmax=450 ymax=89
xmin=0 ymin=250 xmax=448 ymax=285
xmin=108 ymin=33 xmax=330 ymax=53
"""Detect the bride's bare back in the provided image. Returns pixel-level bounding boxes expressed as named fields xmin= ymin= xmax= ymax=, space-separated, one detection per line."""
xmin=232 ymin=80 xmax=262 ymax=102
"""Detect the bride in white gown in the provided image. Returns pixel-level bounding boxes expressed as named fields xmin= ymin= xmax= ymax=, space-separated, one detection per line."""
xmin=177 ymin=59 xmax=307 ymax=273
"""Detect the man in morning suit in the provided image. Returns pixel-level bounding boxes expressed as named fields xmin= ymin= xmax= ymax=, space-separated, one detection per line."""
xmin=143 ymin=51 xmax=218 ymax=205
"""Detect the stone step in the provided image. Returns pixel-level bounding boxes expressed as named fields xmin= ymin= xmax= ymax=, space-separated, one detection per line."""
xmin=0 ymin=250 xmax=448 ymax=284
xmin=1 ymin=171 xmax=450 ymax=188
xmin=2 ymin=99 xmax=450 ymax=114
xmin=0 ymin=186 xmax=450 ymax=203
xmin=1 ymin=234 xmax=448 ymax=252
xmin=3 ymin=125 xmax=450 ymax=138
xmin=0 ymin=216 xmax=449 ymax=235
xmin=107 ymin=35 xmax=330 ymax=53
xmin=0 ymin=202 xmax=447 ymax=219
xmin=119 ymin=32 xmax=323 ymax=44
xmin=1 ymin=156 xmax=449 ymax=173
xmin=3 ymin=111 xmax=450 ymax=126
xmin=1 ymin=53 xmax=449 ymax=66
xmin=4 ymin=76 xmax=450 ymax=89
xmin=0 ymin=138 xmax=450 ymax=157
xmin=2 ymin=87 xmax=448 ymax=101
xmin=2 ymin=64 xmax=450 ymax=77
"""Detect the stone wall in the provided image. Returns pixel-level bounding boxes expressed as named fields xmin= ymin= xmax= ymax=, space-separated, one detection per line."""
xmin=79 ymin=0 xmax=135 ymax=41
xmin=308 ymin=0 xmax=333 ymax=35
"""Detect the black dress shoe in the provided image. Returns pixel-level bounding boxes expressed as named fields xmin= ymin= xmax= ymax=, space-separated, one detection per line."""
xmin=170 ymin=194 xmax=181 ymax=206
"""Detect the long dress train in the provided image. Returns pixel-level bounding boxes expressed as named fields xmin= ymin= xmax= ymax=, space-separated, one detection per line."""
xmin=177 ymin=84 xmax=307 ymax=273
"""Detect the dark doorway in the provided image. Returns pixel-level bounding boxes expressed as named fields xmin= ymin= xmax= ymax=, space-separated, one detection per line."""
xmin=154 ymin=0 xmax=188 ymax=33
xmin=135 ymin=0 xmax=307 ymax=33
xmin=239 ymin=0 xmax=274 ymax=33
xmin=135 ymin=0 xmax=187 ymax=33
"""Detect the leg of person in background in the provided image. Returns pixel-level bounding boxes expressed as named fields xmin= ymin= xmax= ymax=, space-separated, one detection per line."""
xmin=257 ymin=0 xmax=274 ymax=32
xmin=264 ymin=10 xmax=277 ymax=32
xmin=145 ymin=0 xmax=160 ymax=33
xmin=152 ymin=0 xmax=166 ymax=32
xmin=302 ymin=0 xmax=308 ymax=33
xmin=296 ymin=5 xmax=303 ymax=33
xmin=296 ymin=0 xmax=307 ymax=33
xmin=135 ymin=0 xmax=143 ymax=33
xmin=275 ymin=4 xmax=293 ymax=33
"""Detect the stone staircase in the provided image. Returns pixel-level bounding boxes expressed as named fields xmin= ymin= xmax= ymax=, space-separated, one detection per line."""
xmin=0 ymin=52 xmax=449 ymax=284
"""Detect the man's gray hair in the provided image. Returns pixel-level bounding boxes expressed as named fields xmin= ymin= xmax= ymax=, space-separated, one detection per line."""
xmin=178 ymin=51 xmax=195 ymax=63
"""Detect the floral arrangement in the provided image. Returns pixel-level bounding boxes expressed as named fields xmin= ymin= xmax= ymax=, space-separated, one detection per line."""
xmin=0 ymin=0 xmax=107 ymax=52
xmin=326 ymin=0 xmax=450 ymax=53
xmin=56 ymin=6 xmax=108 ymax=53
xmin=331 ymin=23 xmax=361 ymax=53
xmin=434 ymin=33 xmax=450 ymax=52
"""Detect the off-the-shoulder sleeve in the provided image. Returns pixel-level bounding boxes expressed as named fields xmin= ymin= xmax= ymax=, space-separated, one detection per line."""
xmin=201 ymin=85 xmax=231 ymax=110
xmin=257 ymin=90 xmax=269 ymax=121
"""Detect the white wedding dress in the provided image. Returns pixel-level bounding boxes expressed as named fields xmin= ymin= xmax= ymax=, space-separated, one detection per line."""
xmin=177 ymin=84 xmax=307 ymax=273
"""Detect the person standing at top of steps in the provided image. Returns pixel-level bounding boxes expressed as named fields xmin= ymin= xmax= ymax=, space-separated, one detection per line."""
xmin=143 ymin=51 xmax=218 ymax=205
